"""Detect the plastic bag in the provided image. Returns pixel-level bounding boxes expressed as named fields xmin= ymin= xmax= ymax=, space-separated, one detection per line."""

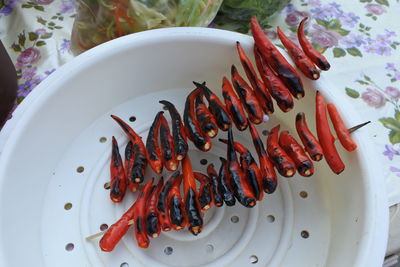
xmin=71 ymin=0 xmax=223 ymax=54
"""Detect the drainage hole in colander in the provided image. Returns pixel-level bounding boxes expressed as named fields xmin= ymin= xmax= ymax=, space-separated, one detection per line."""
xmin=206 ymin=244 xmax=214 ymax=253
xmin=99 ymin=137 xmax=107 ymax=143
xmin=299 ymin=191 xmax=308 ymax=198
xmin=129 ymin=116 xmax=136 ymax=122
xmin=100 ymin=224 xmax=109 ymax=231
xmin=164 ymin=246 xmax=173 ymax=255
xmin=200 ymin=159 xmax=208 ymax=165
xmin=262 ymin=130 xmax=269 ymax=136
xmin=120 ymin=263 xmax=129 ymax=267
xmin=76 ymin=166 xmax=84 ymax=173
xmin=230 ymin=215 xmax=239 ymax=223
xmin=301 ymin=230 xmax=310 ymax=239
xmin=104 ymin=182 xmax=110 ymax=190
xmin=65 ymin=243 xmax=74 ymax=251
xmin=249 ymin=255 xmax=258 ymax=264
xmin=266 ymin=215 xmax=275 ymax=223
xmin=64 ymin=203 xmax=72 ymax=210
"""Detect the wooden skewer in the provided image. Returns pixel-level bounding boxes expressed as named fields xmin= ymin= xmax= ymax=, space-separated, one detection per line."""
xmin=348 ymin=121 xmax=371 ymax=134
xmin=86 ymin=219 xmax=134 ymax=241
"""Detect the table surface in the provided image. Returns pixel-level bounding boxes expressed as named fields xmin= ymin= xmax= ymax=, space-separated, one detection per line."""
xmin=1 ymin=0 xmax=400 ymax=260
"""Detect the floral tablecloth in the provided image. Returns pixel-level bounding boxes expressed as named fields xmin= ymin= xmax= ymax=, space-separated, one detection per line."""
xmin=1 ymin=0 xmax=400 ymax=258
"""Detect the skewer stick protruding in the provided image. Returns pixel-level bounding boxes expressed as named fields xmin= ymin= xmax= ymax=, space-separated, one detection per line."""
xmin=85 ymin=219 xmax=134 ymax=241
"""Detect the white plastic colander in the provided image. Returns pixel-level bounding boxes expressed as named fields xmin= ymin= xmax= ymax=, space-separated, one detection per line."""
xmin=0 ymin=28 xmax=388 ymax=267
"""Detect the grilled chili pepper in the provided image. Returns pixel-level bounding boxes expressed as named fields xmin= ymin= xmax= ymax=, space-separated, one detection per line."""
xmin=159 ymin=113 xmax=179 ymax=171
xmin=111 ymin=115 xmax=147 ymax=184
xmin=219 ymin=139 xmax=263 ymax=201
xmin=226 ymin=127 xmax=256 ymax=207
xmin=231 ymin=65 xmax=264 ymax=124
xmin=146 ymin=177 xmax=164 ymax=238
xmin=218 ymin=157 xmax=236 ymax=206
xmin=327 ymin=103 xmax=357 ymax=152
xmin=182 ymin=155 xmax=203 ymax=235
xmin=159 ymin=100 xmax=188 ymax=160
xmin=184 ymin=88 xmax=212 ymax=151
xmin=110 ymin=136 xmax=127 ymax=203
xmin=146 ymin=111 xmax=164 ymax=174
xmin=250 ymin=16 xmax=304 ymax=99
xmin=277 ymin=27 xmax=320 ymax=80
xmin=194 ymin=81 xmax=231 ymax=131
xmin=221 ymin=76 xmax=248 ymax=131
xmin=316 ymin=92 xmax=345 ymax=174
xmin=254 ymin=46 xmax=294 ymax=112
xmin=298 ymin=17 xmax=330 ymax=71
xmin=206 ymin=164 xmax=224 ymax=207
xmin=124 ymin=141 xmax=139 ymax=192
xmin=195 ymin=93 xmax=218 ymax=138
xmin=168 ymin=174 xmax=186 ymax=231
xmin=158 ymin=173 xmax=179 ymax=232
xmin=133 ymin=179 xmax=154 ymax=248
xmin=194 ymin=172 xmax=212 ymax=211
xmin=267 ymin=125 xmax=296 ymax=177
xmin=295 ymin=112 xmax=324 ymax=161
xmin=248 ymin=121 xmax=278 ymax=193
xmin=236 ymin=42 xmax=274 ymax=114
xmin=279 ymin=131 xmax=314 ymax=177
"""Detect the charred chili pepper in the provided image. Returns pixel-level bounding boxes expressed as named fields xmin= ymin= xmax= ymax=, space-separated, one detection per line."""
xmin=206 ymin=164 xmax=224 ymax=207
xmin=231 ymin=65 xmax=264 ymax=124
xmin=194 ymin=172 xmax=212 ymax=211
xmin=254 ymin=46 xmax=294 ymax=112
xmin=124 ymin=141 xmax=139 ymax=192
xmin=248 ymin=121 xmax=278 ymax=193
xmin=168 ymin=174 xmax=187 ymax=231
xmin=327 ymin=103 xmax=357 ymax=152
xmin=111 ymin=115 xmax=147 ymax=184
xmin=182 ymin=155 xmax=203 ymax=235
xmin=110 ymin=136 xmax=127 ymax=203
xmin=298 ymin=17 xmax=330 ymax=71
xmin=195 ymin=93 xmax=219 ymax=138
xmin=236 ymin=42 xmax=274 ymax=114
xmin=277 ymin=27 xmax=320 ymax=80
xmin=184 ymin=88 xmax=212 ymax=151
xmin=221 ymin=76 xmax=248 ymax=131
xmin=250 ymin=16 xmax=304 ymax=99
xmin=133 ymin=179 xmax=154 ymax=248
xmin=218 ymin=157 xmax=236 ymax=206
xmin=158 ymin=173 xmax=179 ymax=232
xmin=146 ymin=177 xmax=164 ymax=238
xmin=295 ymin=112 xmax=324 ymax=161
xmin=159 ymin=100 xmax=188 ymax=160
xmin=194 ymin=81 xmax=231 ymax=131
xmin=159 ymin=113 xmax=179 ymax=171
xmin=279 ymin=131 xmax=314 ymax=177
xmin=267 ymin=125 xmax=296 ymax=177
xmin=316 ymin=92 xmax=345 ymax=174
xmin=226 ymin=127 xmax=256 ymax=207
xmin=146 ymin=111 xmax=164 ymax=174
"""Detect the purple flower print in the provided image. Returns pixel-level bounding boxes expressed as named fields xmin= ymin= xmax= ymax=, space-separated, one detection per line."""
xmin=60 ymin=0 xmax=75 ymax=14
xmin=384 ymin=30 xmax=396 ymax=38
xmin=386 ymin=63 xmax=396 ymax=72
xmin=385 ymin=87 xmax=400 ymax=100
xmin=0 ymin=0 xmax=18 ymax=16
xmin=60 ymin=39 xmax=71 ymax=53
xmin=35 ymin=28 xmax=47 ymax=36
xmin=264 ymin=30 xmax=277 ymax=40
xmin=375 ymin=45 xmax=391 ymax=56
xmin=390 ymin=166 xmax=400 ymax=177
xmin=339 ymin=12 xmax=360 ymax=28
xmin=307 ymin=0 xmax=321 ymax=7
xmin=376 ymin=34 xmax=391 ymax=45
xmin=395 ymin=72 xmax=400 ymax=80
xmin=21 ymin=67 xmax=38 ymax=80
xmin=309 ymin=24 xmax=341 ymax=48
xmin=33 ymin=0 xmax=54 ymax=4
xmin=285 ymin=11 xmax=310 ymax=27
xmin=16 ymin=47 xmax=41 ymax=69
xmin=340 ymin=34 xmax=365 ymax=48
xmin=361 ymin=88 xmax=386 ymax=108
xmin=365 ymin=3 xmax=387 ymax=15
xmin=383 ymin=145 xmax=400 ymax=160
xmin=310 ymin=3 xmax=342 ymax=20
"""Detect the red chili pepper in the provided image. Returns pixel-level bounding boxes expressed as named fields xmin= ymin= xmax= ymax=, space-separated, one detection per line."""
xmin=111 ymin=115 xmax=147 ymax=184
xmin=124 ymin=141 xmax=139 ymax=192
xmin=167 ymin=174 xmax=187 ymax=231
xmin=194 ymin=172 xmax=212 ymax=211
xmin=231 ymin=65 xmax=264 ymax=124
xmin=254 ymin=46 xmax=294 ymax=112
xmin=298 ymin=17 xmax=330 ymax=71
xmin=295 ymin=112 xmax=324 ymax=161
xmin=236 ymin=42 xmax=274 ymax=114
xmin=158 ymin=173 xmax=178 ymax=232
xmin=133 ymin=179 xmax=154 ymax=248
xmin=279 ymin=131 xmax=314 ymax=177
xmin=195 ymin=93 xmax=219 ymax=138
xmin=221 ymin=76 xmax=248 ymax=131
xmin=110 ymin=136 xmax=127 ymax=203
xmin=146 ymin=177 xmax=164 ymax=238
xmin=218 ymin=157 xmax=236 ymax=206
xmin=267 ymin=125 xmax=296 ymax=177
xmin=159 ymin=113 xmax=179 ymax=171
xmin=146 ymin=111 xmax=164 ymax=174
xmin=277 ymin=27 xmax=320 ymax=80
xmin=248 ymin=121 xmax=278 ymax=193
xmin=184 ymin=88 xmax=212 ymax=151
xmin=206 ymin=164 xmax=224 ymax=207
xmin=226 ymin=127 xmax=257 ymax=207
xmin=159 ymin=100 xmax=188 ymax=160
xmin=194 ymin=81 xmax=232 ymax=131
xmin=182 ymin=155 xmax=203 ymax=235
xmin=327 ymin=103 xmax=357 ymax=152
xmin=316 ymin=92 xmax=345 ymax=174
xmin=250 ymin=16 xmax=304 ymax=99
